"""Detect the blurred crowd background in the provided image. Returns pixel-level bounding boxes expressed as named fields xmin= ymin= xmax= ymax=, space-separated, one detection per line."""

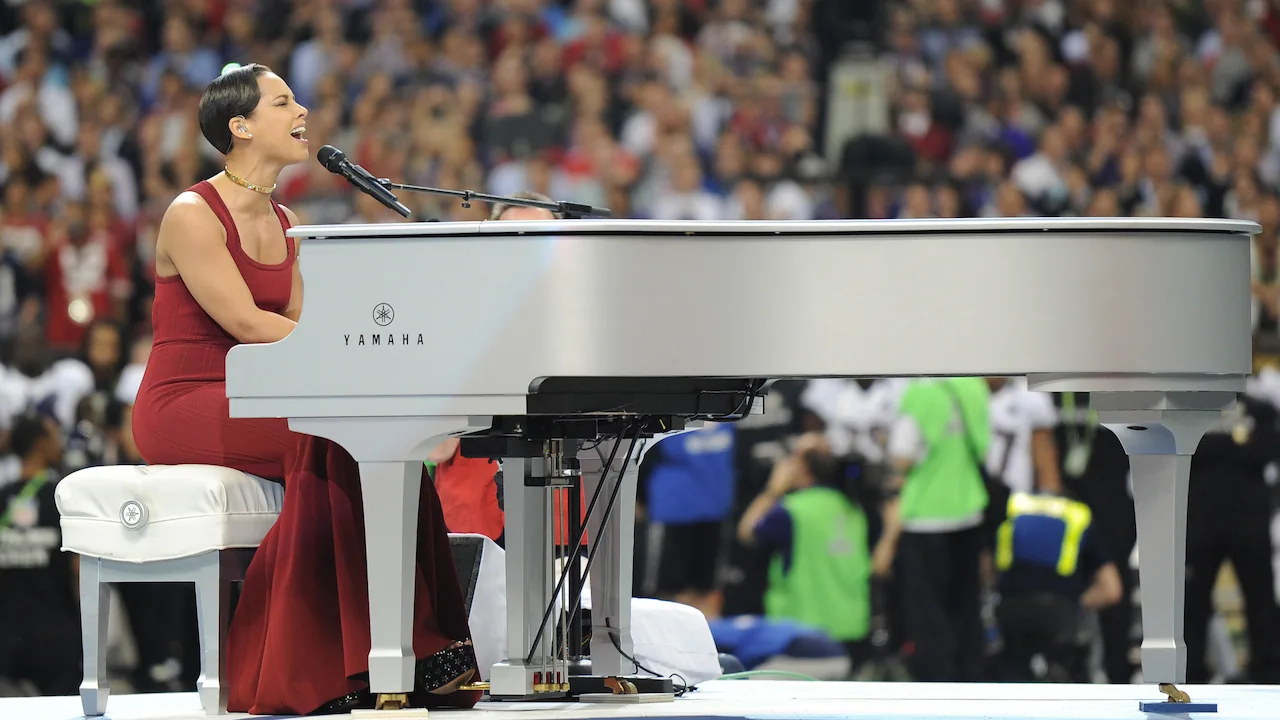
xmin=2 ymin=0 xmax=1280 ymax=700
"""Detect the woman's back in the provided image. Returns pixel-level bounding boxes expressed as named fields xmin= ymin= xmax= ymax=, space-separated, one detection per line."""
xmin=144 ymin=181 xmax=294 ymax=387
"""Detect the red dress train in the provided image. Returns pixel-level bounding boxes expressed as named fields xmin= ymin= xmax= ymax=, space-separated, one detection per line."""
xmin=131 ymin=181 xmax=480 ymax=715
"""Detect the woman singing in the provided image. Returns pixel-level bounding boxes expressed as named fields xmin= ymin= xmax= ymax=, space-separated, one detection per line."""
xmin=131 ymin=64 xmax=480 ymax=716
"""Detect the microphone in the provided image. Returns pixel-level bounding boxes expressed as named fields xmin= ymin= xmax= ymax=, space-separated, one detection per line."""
xmin=316 ymin=145 xmax=412 ymax=218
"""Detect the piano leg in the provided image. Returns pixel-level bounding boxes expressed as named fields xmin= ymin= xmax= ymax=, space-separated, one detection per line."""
xmin=358 ymin=460 xmax=421 ymax=709
xmin=579 ymin=438 xmax=639 ymax=678
xmin=1094 ymin=390 xmax=1233 ymax=709
xmin=286 ymin=416 xmax=483 ymax=712
xmin=490 ymin=458 xmax=559 ymax=698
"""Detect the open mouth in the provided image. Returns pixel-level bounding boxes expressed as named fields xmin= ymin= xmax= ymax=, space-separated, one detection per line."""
xmin=290 ymin=125 xmax=307 ymax=143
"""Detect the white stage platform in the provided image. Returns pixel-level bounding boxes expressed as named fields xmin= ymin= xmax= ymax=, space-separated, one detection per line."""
xmin=3 ymin=680 xmax=1270 ymax=720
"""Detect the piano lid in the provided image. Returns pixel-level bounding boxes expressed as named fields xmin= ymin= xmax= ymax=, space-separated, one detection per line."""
xmin=285 ymin=217 xmax=1261 ymax=240
xmin=228 ymin=216 xmax=1256 ymax=420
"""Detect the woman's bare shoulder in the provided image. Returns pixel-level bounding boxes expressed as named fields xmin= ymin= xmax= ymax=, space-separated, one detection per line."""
xmin=164 ymin=191 xmax=218 ymax=224
xmin=155 ymin=193 xmax=228 ymax=277
xmin=159 ymin=192 xmax=228 ymax=246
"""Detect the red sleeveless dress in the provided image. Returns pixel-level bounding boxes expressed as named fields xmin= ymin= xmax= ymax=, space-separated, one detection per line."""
xmin=131 ymin=181 xmax=480 ymax=715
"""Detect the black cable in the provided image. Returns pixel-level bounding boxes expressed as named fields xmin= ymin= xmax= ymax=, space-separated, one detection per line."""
xmin=603 ymin=620 xmax=693 ymax=697
xmin=691 ymin=380 xmax=766 ymax=422
xmin=671 ymin=673 xmax=692 ymax=697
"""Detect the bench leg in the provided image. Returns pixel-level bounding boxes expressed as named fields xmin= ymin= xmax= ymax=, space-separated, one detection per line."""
xmin=194 ymin=551 xmax=232 ymax=715
xmin=78 ymin=556 xmax=110 ymax=716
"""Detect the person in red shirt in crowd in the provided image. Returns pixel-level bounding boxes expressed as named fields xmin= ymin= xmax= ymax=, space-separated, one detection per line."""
xmin=562 ymin=13 xmax=628 ymax=74
xmin=896 ymin=86 xmax=953 ymax=169
xmin=488 ymin=7 xmax=550 ymax=60
xmin=42 ymin=200 xmax=130 ymax=356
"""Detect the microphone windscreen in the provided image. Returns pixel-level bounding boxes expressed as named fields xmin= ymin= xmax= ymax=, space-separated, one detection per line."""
xmin=316 ymin=144 xmax=343 ymax=170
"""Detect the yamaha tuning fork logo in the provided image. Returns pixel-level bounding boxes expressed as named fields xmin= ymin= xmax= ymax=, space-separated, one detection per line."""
xmin=344 ymin=302 xmax=426 ymax=347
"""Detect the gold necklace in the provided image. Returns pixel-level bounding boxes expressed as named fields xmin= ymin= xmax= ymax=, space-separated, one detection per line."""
xmin=223 ymin=167 xmax=276 ymax=195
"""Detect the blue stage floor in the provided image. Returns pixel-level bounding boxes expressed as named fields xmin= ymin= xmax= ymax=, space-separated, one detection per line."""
xmin=3 ymin=679 xmax=1269 ymax=720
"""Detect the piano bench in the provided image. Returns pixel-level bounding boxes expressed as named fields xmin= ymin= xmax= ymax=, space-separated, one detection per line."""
xmin=54 ymin=464 xmax=283 ymax=717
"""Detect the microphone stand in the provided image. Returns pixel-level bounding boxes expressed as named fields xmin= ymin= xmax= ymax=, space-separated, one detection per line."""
xmin=374 ymin=179 xmax=612 ymax=219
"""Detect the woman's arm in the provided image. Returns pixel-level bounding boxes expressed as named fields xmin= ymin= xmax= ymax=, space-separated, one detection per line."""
xmin=160 ymin=193 xmax=297 ymax=344
xmin=279 ymin=204 xmax=304 ymax=322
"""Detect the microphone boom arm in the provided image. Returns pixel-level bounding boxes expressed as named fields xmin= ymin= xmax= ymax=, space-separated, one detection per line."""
xmin=375 ymin=179 xmax=611 ymax=219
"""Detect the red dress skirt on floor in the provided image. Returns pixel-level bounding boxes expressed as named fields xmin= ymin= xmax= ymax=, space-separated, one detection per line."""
xmin=130 ymin=181 xmax=480 ymax=715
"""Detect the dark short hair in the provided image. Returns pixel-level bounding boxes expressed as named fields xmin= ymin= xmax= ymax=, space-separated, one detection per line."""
xmin=198 ymin=63 xmax=272 ymax=155
xmin=10 ymin=413 xmax=52 ymax=459
xmin=489 ymin=190 xmax=561 ymax=220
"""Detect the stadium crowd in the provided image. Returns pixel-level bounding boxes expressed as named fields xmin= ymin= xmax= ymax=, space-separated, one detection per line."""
xmin=1 ymin=0 xmax=1279 ymax=700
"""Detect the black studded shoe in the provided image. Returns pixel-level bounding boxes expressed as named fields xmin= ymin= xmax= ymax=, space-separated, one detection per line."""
xmin=417 ymin=640 xmax=478 ymax=692
xmin=310 ymin=688 xmax=374 ymax=715
xmin=407 ymin=640 xmax=479 ymax=707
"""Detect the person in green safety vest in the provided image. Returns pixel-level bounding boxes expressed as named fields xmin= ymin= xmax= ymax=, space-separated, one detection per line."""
xmin=873 ymin=376 xmax=990 ymax=682
xmin=737 ymin=432 xmax=872 ymax=669
xmin=992 ymin=491 xmax=1122 ymax=682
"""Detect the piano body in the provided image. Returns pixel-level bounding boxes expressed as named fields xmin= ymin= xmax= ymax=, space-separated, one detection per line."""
xmin=226 ymin=217 xmax=1255 ymax=709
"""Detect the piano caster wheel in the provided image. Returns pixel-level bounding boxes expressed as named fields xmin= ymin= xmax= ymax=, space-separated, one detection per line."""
xmin=1159 ymin=684 xmax=1192 ymax=704
xmin=604 ymin=677 xmax=638 ymax=695
xmin=375 ymin=692 xmax=410 ymax=710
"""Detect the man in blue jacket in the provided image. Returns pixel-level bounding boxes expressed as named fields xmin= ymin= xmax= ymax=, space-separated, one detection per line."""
xmin=638 ymin=423 xmax=736 ymax=615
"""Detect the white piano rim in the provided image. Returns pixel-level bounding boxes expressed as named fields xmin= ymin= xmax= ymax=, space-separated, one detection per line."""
xmin=285 ymin=216 xmax=1262 ymax=239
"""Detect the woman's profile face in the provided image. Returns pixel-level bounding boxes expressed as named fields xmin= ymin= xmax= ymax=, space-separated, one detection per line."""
xmin=243 ymin=72 xmax=310 ymax=165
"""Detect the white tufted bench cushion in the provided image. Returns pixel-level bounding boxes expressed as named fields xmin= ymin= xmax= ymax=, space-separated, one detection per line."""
xmin=55 ymin=464 xmax=283 ymax=563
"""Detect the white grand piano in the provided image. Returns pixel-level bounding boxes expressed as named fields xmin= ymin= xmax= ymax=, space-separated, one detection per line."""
xmin=226 ymin=217 xmax=1256 ymax=711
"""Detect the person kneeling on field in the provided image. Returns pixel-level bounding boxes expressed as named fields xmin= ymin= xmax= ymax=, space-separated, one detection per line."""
xmin=737 ymin=433 xmax=873 ymax=670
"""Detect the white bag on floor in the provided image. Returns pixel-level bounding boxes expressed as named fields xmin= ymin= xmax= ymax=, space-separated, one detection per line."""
xmin=461 ymin=544 xmax=723 ymax=687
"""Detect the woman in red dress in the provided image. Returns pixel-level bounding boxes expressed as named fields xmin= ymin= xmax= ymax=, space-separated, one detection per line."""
xmin=130 ymin=64 xmax=480 ymax=716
